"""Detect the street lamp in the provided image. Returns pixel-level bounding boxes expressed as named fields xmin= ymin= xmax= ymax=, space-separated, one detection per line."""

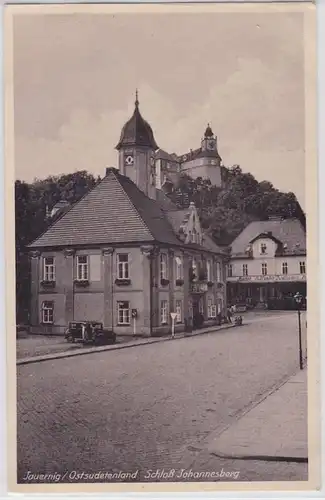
xmin=293 ymin=292 xmax=304 ymax=370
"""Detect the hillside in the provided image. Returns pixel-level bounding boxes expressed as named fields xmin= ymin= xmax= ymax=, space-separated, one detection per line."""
xmin=167 ymin=165 xmax=305 ymax=245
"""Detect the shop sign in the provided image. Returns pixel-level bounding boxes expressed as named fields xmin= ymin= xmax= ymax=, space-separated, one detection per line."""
xmin=191 ymin=282 xmax=208 ymax=293
xmin=227 ymin=274 xmax=306 ymax=283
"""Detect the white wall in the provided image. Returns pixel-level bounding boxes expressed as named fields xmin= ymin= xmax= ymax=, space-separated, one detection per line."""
xmin=230 ymin=255 xmax=306 ymax=278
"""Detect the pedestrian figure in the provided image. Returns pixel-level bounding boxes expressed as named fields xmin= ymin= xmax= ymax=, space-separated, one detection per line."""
xmin=227 ymin=305 xmax=232 ymax=323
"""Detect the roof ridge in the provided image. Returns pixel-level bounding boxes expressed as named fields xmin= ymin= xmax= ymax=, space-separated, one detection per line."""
xmin=112 ymin=170 xmax=156 ymax=241
xmin=28 ymin=175 xmax=105 ymax=247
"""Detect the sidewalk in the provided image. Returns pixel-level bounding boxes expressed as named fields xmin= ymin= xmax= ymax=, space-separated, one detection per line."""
xmin=207 ymin=369 xmax=308 ymax=462
xmin=17 ymin=322 xmax=235 ymax=366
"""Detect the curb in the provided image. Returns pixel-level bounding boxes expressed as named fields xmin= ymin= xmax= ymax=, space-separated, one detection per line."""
xmin=17 ymin=323 xmax=236 ymax=366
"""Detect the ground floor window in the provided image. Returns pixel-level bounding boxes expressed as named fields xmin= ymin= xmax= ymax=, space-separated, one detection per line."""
xmin=161 ymin=300 xmax=168 ymax=325
xmin=41 ymin=301 xmax=54 ymax=324
xmin=117 ymin=301 xmax=130 ymax=325
xmin=198 ymin=297 xmax=204 ymax=314
xmin=175 ymin=300 xmax=182 ymax=323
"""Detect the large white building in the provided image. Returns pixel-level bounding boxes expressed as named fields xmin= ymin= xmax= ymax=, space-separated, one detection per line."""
xmin=226 ymin=217 xmax=306 ymax=309
xmin=154 ymin=124 xmax=224 ymax=191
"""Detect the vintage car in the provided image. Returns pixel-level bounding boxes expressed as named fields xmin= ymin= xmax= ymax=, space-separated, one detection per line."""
xmin=65 ymin=321 xmax=116 ymax=345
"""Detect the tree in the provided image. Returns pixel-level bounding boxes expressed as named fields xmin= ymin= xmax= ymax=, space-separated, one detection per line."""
xmin=166 ymin=166 xmax=305 ymax=246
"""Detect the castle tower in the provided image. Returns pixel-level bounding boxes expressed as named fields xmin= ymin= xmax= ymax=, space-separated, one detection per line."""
xmin=200 ymin=124 xmax=221 ymax=167
xmin=116 ymin=91 xmax=159 ymax=199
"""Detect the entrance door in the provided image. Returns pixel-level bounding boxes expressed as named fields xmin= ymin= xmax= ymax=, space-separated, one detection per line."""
xmin=192 ymin=296 xmax=200 ymax=328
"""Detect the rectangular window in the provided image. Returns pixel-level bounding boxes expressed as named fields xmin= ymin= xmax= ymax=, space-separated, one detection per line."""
xmin=161 ymin=300 xmax=168 ymax=324
xmin=199 ymin=298 xmax=204 ymax=314
xmin=175 ymin=256 xmax=183 ymax=280
xmin=282 ymin=262 xmax=288 ymax=275
xmin=243 ymin=264 xmax=248 ymax=276
xmin=77 ymin=255 xmax=89 ymax=280
xmin=117 ymin=254 xmax=129 ymax=279
xmin=43 ymin=257 xmax=55 ymax=281
xmin=206 ymin=260 xmax=212 ymax=281
xmin=260 ymin=243 xmax=267 ymax=254
xmin=42 ymin=301 xmax=54 ymax=324
xmin=261 ymin=263 xmax=268 ymax=276
xmin=175 ymin=300 xmax=182 ymax=323
xmin=160 ymin=254 xmax=168 ymax=280
xmin=117 ymin=301 xmax=130 ymax=325
xmin=227 ymin=264 xmax=233 ymax=277
xmin=300 ymin=261 xmax=306 ymax=274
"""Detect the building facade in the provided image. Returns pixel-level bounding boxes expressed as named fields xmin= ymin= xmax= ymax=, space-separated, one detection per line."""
xmin=226 ymin=218 xmax=306 ymax=309
xmin=28 ymin=97 xmax=227 ymax=336
xmin=154 ymin=124 xmax=224 ymax=190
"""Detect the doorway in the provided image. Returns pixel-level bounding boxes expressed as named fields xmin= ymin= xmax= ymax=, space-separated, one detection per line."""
xmin=192 ymin=296 xmax=204 ymax=328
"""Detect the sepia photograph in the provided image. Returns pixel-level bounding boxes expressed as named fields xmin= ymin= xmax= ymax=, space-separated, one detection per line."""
xmin=5 ymin=1 xmax=319 ymax=494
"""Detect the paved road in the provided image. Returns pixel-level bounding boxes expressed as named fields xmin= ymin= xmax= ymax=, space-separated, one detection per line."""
xmin=17 ymin=312 xmax=306 ymax=483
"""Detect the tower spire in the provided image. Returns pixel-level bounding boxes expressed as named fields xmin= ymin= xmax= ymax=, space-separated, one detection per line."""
xmin=135 ymin=88 xmax=139 ymax=108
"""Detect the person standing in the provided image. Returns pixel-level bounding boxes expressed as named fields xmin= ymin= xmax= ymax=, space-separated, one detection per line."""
xmin=227 ymin=305 xmax=232 ymax=323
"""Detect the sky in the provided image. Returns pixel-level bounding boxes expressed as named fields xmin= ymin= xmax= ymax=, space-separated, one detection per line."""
xmin=12 ymin=9 xmax=306 ymax=207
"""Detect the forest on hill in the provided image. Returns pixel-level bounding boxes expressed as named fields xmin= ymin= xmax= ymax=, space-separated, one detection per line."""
xmin=15 ymin=166 xmax=305 ymax=322
xmin=168 ymin=165 xmax=305 ymax=245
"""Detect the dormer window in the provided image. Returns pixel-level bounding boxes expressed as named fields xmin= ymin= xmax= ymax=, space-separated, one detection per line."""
xmin=260 ymin=243 xmax=267 ymax=255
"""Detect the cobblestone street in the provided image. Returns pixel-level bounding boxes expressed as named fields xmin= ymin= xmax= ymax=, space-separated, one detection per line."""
xmin=17 ymin=312 xmax=307 ymax=483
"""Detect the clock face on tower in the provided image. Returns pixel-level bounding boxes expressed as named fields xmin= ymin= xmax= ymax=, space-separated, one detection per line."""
xmin=207 ymin=139 xmax=215 ymax=151
xmin=124 ymin=154 xmax=134 ymax=166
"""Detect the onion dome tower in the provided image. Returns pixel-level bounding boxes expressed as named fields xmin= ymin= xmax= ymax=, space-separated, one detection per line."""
xmin=116 ymin=91 xmax=159 ymax=199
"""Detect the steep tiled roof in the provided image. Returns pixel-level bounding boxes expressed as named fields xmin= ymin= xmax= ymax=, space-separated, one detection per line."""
xmin=230 ymin=219 xmax=306 ymax=258
xmin=29 ymin=168 xmax=224 ymax=255
xmin=29 ymin=170 xmax=155 ymax=248
xmin=177 ymin=147 xmax=221 ymax=164
xmin=155 ymin=149 xmax=179 ymax=162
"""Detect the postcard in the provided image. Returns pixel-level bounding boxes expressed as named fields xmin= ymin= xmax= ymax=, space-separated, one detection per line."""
xmin=4 ymin=1 xmax=320 ymax=494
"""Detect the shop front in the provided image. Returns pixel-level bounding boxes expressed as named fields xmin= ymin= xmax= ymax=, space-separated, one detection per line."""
xmin=227 ymin=274 xmax=306 ymax=310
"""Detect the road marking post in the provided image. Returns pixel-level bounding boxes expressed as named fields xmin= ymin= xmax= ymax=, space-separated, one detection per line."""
xmin=170 ymin=312 xmax=177 ymax=339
